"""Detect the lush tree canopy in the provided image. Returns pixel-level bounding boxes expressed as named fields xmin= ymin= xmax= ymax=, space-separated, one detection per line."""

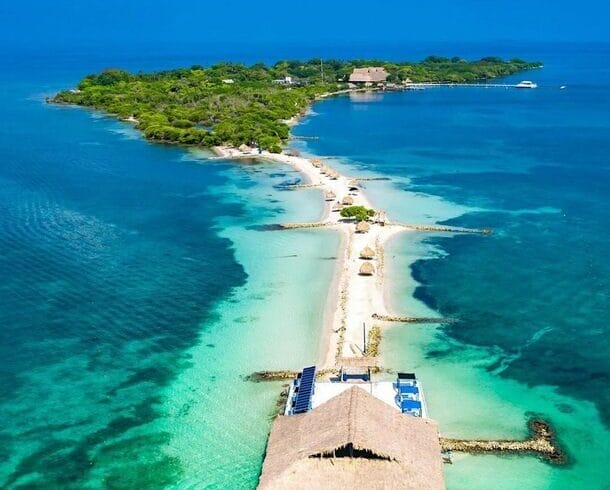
xmin=340 ymin=205 xmax=376 ymax=222
xmin=52 ymin=57 xmax=540 ymax=152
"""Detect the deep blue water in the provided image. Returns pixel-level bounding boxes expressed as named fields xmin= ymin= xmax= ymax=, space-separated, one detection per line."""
xmin=0 ymin=63 xmax=250 ymax=486
xmin=299 ymin=44 xmax=610 ymax=427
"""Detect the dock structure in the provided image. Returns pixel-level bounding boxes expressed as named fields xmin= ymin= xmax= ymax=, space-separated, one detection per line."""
xmin=405 ymin=82 xmax=532 ymax=89
xmin=259 ymin=386 xmax=444 ymax=490
xmin=372 ymin=313 xmax=460 ymax=324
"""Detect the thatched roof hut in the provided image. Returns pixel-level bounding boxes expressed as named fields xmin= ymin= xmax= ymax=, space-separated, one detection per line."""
xmin=325 ymin=191 xmax=336 ymax=201
xmin=320 ymin=166 xmax=329 ymax=175
xmin=311 ymin=159 xmax=322 ymax=168
xmin=238 ymin=144 xmax=252 ymax=153
xmin=327 ymin=170 xmax=339 ymax=180
xmin=359 ymin=246 xmax=375 ymax=259
xmin=355 ymin=221 xmax=370 ymax=233
xmin=258 ymin=386 xmax=444 ymax=490
xmin=342 ymin=196 xmax=354 ymax=206
xmin=359 ymin=262 xmax=375 ymax=275
xmin=349 ymin=67 xmax=390 ymax=84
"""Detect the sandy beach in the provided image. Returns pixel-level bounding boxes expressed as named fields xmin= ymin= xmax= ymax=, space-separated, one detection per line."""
xmin=213 ymin=145 xmax=409 ymax=370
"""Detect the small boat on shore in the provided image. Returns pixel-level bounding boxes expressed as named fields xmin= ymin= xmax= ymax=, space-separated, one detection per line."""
xmin=515 ymin=80 xmax=538 ymax=89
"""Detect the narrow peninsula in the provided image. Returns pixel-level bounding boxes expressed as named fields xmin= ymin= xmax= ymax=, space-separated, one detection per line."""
xmin=51 ymin=57 xmax=555 ymax=490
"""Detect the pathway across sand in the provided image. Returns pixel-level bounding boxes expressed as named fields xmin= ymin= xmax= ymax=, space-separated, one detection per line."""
xmin=213 ymin=146 xmax=407 ymax=370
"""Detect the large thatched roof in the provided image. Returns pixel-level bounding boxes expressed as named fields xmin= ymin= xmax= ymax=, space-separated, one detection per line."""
xmin=258 ymin=386 xmax=444 ymax=490
xmin=342 ymin=196 xmax=354 ymax=205
xmin=359 ymin=262 xmax=375 ymax=275
xmin=349 ymin=67 xmax=389 ymax=83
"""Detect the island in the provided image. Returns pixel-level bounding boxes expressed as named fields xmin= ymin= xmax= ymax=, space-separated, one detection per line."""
xmin=51 ymin=57 xmax=541 ymax=152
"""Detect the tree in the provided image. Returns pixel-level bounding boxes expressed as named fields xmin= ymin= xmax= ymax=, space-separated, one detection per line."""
xmin=340 ymin=206 xmax=375 ymax=222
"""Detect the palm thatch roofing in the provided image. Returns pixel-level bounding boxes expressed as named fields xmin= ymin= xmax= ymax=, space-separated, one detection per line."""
xmin=342 ymin=196 xmax=354 ymax=206
xmin=311 ymin=159 xmax=322 ymax=168
xmin=239 ymin=144 xmax=252 ymax=153
xmin=349 ymin=67 xmax=390 ymax=83
xmin=359 ymin=262 xmax=375 ymax=275
xmin=258 ymin=386 xmax=444 ymax=490
xmin=359 ymin=246 xmax=375 ymax=259
xmin=355 ymin=221 xmax=370 ymax=233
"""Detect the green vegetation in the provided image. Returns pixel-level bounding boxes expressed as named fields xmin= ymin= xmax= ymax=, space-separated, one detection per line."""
xmin=51 ymin=58 xmax=540 ymax=152
xmin=340 ymin=205 xmax=375 ymax=222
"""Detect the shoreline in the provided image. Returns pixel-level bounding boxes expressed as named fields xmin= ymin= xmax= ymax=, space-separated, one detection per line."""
xmin=212 ymin=144 xmax=411 ymax=370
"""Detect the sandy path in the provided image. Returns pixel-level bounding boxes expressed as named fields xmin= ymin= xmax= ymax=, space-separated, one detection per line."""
xmin=213 ymin=146 xmax=408 ymax=370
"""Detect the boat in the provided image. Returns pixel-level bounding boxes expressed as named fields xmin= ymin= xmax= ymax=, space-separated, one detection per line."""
xmin=515 ymin=80 xmax=538 ymax=89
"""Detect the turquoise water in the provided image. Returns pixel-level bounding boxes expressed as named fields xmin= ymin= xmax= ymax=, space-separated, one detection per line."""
xmin=297 ymin=44 xmax=610 ymax=488
xmin=1 ymin=43 xmax=609 ymax=489
xmin=0 ymin=61 xmax=336 ymax=488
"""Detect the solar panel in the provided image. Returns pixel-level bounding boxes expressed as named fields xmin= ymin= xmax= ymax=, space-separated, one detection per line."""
xmin=293 ymin=366 xmax=316 ymax=414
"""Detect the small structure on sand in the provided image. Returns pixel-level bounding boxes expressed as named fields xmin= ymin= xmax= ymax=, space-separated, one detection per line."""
xmin=325 ymin=191 xmax=336 ymax=201
xmin=355 ymin=221 xmax=370 ymax=233
xmin=359 ymin=262 xmax=375 ymax=276
xmin=258 ymin=386 xmax=444 ymax=489
xmin=342 ymin=196 xmax=354 ymax=206
xmin=311 ymin=159 xmax=322 ymax=168
xmin=359 ymin=246 xmax=375 ymax=259
xmin=238 ymin=144 xmax=253 ymax=153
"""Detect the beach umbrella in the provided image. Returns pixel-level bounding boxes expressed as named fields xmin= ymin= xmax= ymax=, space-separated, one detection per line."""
xmin=359 ymin=246 xmax=375 ymax=259
xmin=342 ymin=196 xmax=354 ymax=206
xmin=359 ymin=262 xmax=375 ymax=275
xmin=355 ymin=221 xmax=370 ymax=233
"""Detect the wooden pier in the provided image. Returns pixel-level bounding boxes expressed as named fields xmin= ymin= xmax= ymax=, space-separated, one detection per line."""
xmin=277 ymin=221 xmax=331 ymax=230
xmin=372 ymin=313 xmax=460 ymax=324
xmin=281 ymin=183 xmax=324 ymax=190
xmin=397 ymin=223 xmax=493 ymax=235
xmin=406 ymin=82 xmax=531 ymax=89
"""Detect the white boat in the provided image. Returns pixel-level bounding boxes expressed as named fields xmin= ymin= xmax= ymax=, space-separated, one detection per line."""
xmin=515 ymin=80 xmax=538 ymax=89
